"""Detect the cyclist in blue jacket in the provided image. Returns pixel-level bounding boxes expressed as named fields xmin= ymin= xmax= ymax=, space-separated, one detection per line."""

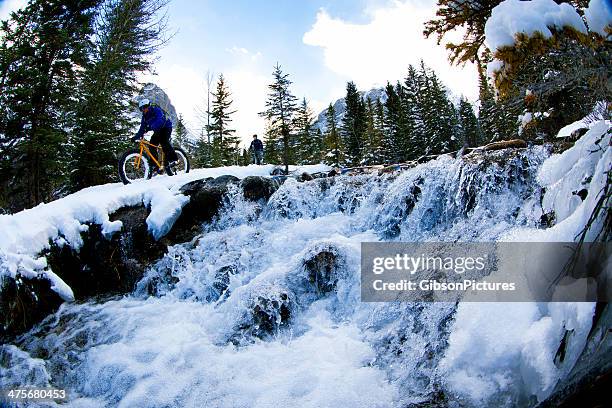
xmin=132 ymin=99 xmax=178 ymax=170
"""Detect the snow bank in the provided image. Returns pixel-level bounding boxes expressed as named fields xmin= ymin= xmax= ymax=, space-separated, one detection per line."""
xmin=538 ymin=120 xmax=610 ymax=234
xmin=584 ymin=0 xmax=612 ymax=36
xmin=485 ymin=0 xmax=587 ymax=51
xmin=0 ymin=163 xmax=329 ymax=299
xmin=556 ymin=118 xmax=589 ymax=138
xmin=440 ymin=120 xmax=611 ymax=405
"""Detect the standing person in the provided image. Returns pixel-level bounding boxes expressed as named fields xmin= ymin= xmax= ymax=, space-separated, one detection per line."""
xmin=132 ymin=99 xmax=178 ymax=172
xmin=250 ymin=134 xmax=264 ymax=165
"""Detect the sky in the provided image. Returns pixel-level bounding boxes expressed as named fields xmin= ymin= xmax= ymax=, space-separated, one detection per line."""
xmin=0 ymin=0 xmax=479 ymax=147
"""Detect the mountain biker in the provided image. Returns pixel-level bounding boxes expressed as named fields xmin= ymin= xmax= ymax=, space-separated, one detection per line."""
xmin=132 ymin=99 xmax=178 ymax=171
xmin=249 ymin=134 xmax=264 ymax=165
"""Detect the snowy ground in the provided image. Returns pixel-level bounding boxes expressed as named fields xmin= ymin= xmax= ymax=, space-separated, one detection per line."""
xmin=0 ymin=163 xmax=329 ymax=300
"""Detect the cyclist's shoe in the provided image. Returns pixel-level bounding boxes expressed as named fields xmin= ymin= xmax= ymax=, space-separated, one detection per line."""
xmin=151 ymin=166 xmax=164 ymax=176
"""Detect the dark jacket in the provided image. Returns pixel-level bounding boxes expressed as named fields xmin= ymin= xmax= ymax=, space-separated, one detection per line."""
xmin=250 ymin=139 xmax=264 ymax=151
xmin=135 ymin=105 xmax=172 ymax=138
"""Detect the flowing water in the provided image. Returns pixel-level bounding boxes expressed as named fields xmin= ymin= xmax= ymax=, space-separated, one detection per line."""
xmin=1 ymin=140 xmax=608 ymax=407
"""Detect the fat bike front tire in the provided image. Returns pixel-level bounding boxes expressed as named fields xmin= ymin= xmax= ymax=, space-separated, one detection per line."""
xmin=118 ymin=149 xmax=152 ymax=184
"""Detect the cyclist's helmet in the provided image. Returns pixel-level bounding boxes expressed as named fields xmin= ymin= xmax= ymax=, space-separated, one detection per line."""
xmin=138 ymin=98 xmax=151 ymax=111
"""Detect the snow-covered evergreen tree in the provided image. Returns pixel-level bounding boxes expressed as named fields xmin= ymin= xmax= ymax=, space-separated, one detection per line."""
xmin=403 ymin=64 xmax=426 ymax=160
xmin=174 ymin=114 xmax=192 ymax=151
xmin=383 ymin=83 xmax=405 ymax=163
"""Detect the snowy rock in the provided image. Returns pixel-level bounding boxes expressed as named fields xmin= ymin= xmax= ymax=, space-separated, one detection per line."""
xmin=211 ymin=265 xmax=239 ymax=301
xmin=0 ymin=175 xmax=260 ymax=339
xmin=0 ymin=275 xmax=64 ymax=342
xmin=169 ymin=175 xmax=240 ymax=243
xmin=46 ymin=207 xmax=166 ymax=300
xmin=233 ymin=284 xmax=295 ymax=342
xmin=303 ymin=246 xmax=341 ymax=295
xmin=239 ymin=176 xmax=281 ymax=202
xmin=298 ymin=172 xmax=314 ymax=182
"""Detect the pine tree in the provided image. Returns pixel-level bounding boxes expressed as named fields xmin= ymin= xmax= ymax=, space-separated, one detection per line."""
xmin=323 ymin=103 xmax=343 ymax=167
xmin=312 ymin=128 xmax=324 ymax=164
xmin=194 ymin=130 xmax=213 ymax=168
xmin=241 ymin=148 xmax=251 ymax=166
xmin=457 ymin=98 xmax=481 ymax=147
xmin=174 ymin=114 xmax=190 ymax=150
xmin=499 ymin=31 xmax=610 ymax=139
xmin=403 ymin=64 xmax=426 ymax=160
xmin=0 ymin=0 xmax=100 ymax=210
xmin=362 ymin=97 xmax=384 ymax=165
xmin=383 ymin=83 xmax=404 ymax=163
xmin=477 ymin=70 xmax=497 ymax=143
xmin=419 ymin=62 xmax=459 ymax=154
xmin=263 ymin=125 xmax=281 ymax=165
xmin=294 ymin=98 xmax=317 ymax=164
xmin=208 ymin=73 xmax=238 ymax=166
xmin=69 ymin=0 xmax=168 ymax=191
xmin=373 ymin=98 xmax=391 ymax=162
xmin=424 ymin=1 xmax=502 ymax=65
xmin=259 ymin=63 xmax=298 ymax=174
xmin=426 ymin=1 xmax=604 ymax=140
xmin=341 ymin=81 xmax=366 ymax=166
xmin=477 ymin=68 xmax=519 ymax=142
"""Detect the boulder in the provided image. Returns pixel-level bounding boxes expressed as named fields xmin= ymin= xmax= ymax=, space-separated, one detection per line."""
xmin=303 ymin=250 xmax=340 ymax=294
xmin=240 ymin=176 xmax=280 ymax=202
xmin=270 ymin=167 xmax=286 ymax=176
xmin=45 ymin=206 xmax=166 ymax=301
xmin=298 ymin=172 xmax=314 ymax=182
xmin=233 ymin=287 xmax=295 ymax=343
xmin=0 ymin=276 xmax=63 ymax=342
xmin=211 ymin=265 xmax=238 ymax=301
xmin=168 ymin=175 xmax=240 ymax=243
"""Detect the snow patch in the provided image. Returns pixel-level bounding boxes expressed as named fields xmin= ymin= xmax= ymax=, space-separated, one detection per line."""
xmin=584 ymin=0 xmax=612 ymax=36
xmin=485 ymin=0 xmax=587 ymax=51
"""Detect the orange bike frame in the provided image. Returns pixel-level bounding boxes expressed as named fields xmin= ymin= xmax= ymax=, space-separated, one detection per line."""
xmin=135 ymin=139 xmax=165 ymax=170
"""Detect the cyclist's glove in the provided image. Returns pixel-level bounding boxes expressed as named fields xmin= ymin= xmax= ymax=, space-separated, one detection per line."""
xmin=131 ymin=135 xmax=141 ymax=142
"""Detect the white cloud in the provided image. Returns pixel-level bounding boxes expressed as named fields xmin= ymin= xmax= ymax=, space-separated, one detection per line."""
xmin=227 ymin=46 xmax=263 ymax=62
xmin=143 ymin=46 xmax=269 ymax=148
xmin=0 ymin=0 xmax=27 ymax=21
xmin=303 ymin=0 xmax=479 ymax=101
